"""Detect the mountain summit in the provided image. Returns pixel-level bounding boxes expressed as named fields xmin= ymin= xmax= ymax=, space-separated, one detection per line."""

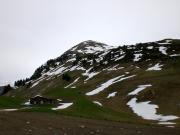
xmin=69 ymin=40 xmax=115 ymax=54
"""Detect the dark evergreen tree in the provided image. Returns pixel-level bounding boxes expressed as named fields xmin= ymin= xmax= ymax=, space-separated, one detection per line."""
xmin=2 ymin=84 xmax=12 ymax=95
xmin=123 ymin=49 xmax=134 ymax=62
xmin=62 ymin=73 xmax=71 ymax=82
xmin=82 ymin=59 xmax=88 ymax=67
xmin=30 ymin=66 xmax=44 ymax=80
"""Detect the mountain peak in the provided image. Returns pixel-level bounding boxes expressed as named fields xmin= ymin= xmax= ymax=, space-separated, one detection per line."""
xmin=69 ymin=40 xmax=115 ymax=54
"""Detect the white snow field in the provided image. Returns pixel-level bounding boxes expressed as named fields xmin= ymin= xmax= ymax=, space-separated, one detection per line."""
xmin=127 ymin=98 xmax=179 ymax=125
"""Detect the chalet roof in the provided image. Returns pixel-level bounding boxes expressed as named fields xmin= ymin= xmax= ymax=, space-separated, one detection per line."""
xmin=30 ymin=95 xmax=57 ymax=101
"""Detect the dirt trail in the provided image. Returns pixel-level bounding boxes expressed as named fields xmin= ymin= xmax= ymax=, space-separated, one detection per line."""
xmin=0 ymin=112 xmax=179 ymax=135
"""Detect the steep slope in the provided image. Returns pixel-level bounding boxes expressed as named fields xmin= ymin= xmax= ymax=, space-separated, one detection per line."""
xmin=18 ymin=39 xmax=180 ymax=91
xmin=3 ymin=39 xmax=180 ymax=127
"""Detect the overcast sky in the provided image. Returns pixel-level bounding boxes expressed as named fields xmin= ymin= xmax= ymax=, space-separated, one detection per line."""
xmin=0 ymin=0 xmax=180 ymax=85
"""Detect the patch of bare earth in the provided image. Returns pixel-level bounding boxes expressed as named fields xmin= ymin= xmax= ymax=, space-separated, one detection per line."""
xmin=0 ymin=112 xmax=179 ymax=135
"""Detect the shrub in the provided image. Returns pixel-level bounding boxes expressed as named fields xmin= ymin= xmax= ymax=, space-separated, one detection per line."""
xmin=62 ymin=73 xmax=71 ymax=82
xmin=1 ymin=84 xmax=12 ymax=95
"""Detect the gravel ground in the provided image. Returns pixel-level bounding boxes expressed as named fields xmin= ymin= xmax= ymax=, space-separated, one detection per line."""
xmin=0 ymin=112 xmax=179 ymax=135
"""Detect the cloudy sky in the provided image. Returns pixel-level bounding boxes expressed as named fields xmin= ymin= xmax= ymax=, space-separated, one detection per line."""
xmin=0 ymin=0 xmax=180 ymax=85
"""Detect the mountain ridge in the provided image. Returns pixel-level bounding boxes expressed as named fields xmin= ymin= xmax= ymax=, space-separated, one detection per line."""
xmin=17 ymin=38 xmax=179 ymax=85
xmin=12 ymin=39 xmax=180 ymax=89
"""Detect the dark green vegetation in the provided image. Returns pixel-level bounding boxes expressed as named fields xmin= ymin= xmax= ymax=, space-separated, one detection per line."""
xmin=0 ymin=96 xmax=24 ymax=108
xmin=62 ymin=73 xmax=72 ymax=82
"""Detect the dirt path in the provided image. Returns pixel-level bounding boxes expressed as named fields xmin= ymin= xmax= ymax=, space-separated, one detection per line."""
xmin=0 ymin=112 xmax=179 ymax=135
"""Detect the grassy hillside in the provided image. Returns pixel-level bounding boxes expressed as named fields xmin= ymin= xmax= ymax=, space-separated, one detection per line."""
xmin=1 ymin=39 xmax=180 ymax=127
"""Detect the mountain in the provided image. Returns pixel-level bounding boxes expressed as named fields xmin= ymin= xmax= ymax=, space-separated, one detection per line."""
xmin=2 ymin=39 xmax=180 ymax=127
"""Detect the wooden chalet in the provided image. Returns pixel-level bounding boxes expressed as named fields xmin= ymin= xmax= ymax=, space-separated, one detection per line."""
xmin=30 ymin=95 xmax=58 ymax=105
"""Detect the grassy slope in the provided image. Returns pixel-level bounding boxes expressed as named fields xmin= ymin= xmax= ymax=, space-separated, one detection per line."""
xmin=0 ymin=96 xmax=24 ymax=108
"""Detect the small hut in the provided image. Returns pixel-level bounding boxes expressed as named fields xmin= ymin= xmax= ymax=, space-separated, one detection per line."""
xmin=30 ymin=95 xmax=58 ymax=105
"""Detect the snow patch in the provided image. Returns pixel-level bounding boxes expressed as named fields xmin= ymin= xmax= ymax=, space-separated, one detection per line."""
xmin=70 ymin=46 xmax=78 ymax=51
xmin=0 ymin=109 xmax=19 ymax=112
xmin=157 ymin=40 xmax=172 ymax=45
xmin=159 ymin=46 xmax=167 ymax=55
xmin=158 ymin=122 xmax=176 ymax=125
xmin=76 ymin=44 xmax=113 ymax=54
xmin=107 ymin=92 xmax=117 ymax=98
xmin=52 ymin=65 xmax=69 ymax=76
xmin=93 ymin=101 xmax=102 ymax=106
xmin=69 ymin=65 xmax=86 ymax=72
xmin=52 ymin=103 xmax=73 ymax=110
xmin=104 ymin=65 xmax=124 ymax=71
xmin=128 ymin=84 xmax=152 ymax=96
xmin=67 ymin=58 xmax=76 ymax=62
xmin=170 ymin=54 xmax=180 ymax=57
xmin=24 ymin=100 xmax=31 ymax=106
xmin=31 ymin=77 xmax=45 ymax=88
xmin=147 ymin=46 xmax=153 ymax=49
xmin=86 ymin=75 xmax=136 ymax=96
xmin=82 ymin=68 xmax=100 ymax=82
xmin=115 ymin=55 xmax=125 ymax=61
xmin=106 ymin=65 xmax=119 ymax=71
xmin=127 ymin=98 xmax=179 ymax=124
xmin=65 ymin=77 xmax=80 ymax=88
xmin=146 ymin=63 xmax=163 ymax=71
xmin=134 ymin=54 xmax=143 ymax=62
